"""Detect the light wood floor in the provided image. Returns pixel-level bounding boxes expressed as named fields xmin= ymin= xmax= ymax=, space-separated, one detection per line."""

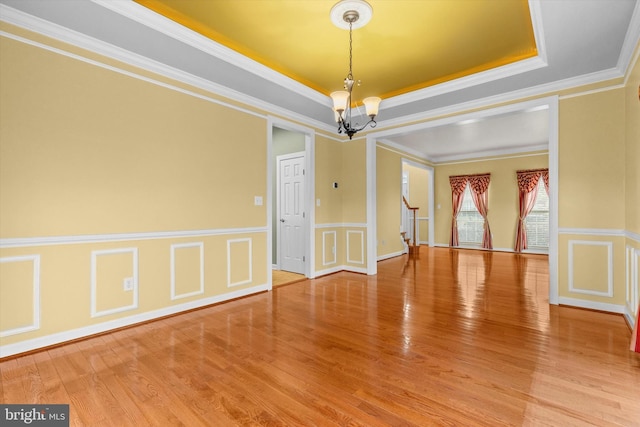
xmin=272 ymin=270 xmax=306 ymax=287
xmin=2 ymin=247 xmax=639 ymax=426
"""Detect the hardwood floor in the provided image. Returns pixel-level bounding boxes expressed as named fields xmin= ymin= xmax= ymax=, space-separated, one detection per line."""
xmin=272 ymin=270 xmax=306 ymax=287
xmin=2 ymin=247 xmax=639 ymax=426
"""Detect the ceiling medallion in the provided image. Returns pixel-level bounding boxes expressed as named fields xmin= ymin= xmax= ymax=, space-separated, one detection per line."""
xmin=329 ymin=0 xmax=381 ymax=140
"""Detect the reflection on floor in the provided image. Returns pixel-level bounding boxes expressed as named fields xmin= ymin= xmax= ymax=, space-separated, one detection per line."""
xmin=272 ymin=269 xmax=306 ymax=287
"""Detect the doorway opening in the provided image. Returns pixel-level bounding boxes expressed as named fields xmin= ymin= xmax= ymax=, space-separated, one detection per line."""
xmin=268 ymin=121 xmax=315 ymax=289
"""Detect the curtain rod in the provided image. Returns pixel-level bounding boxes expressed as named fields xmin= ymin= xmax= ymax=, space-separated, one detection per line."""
xmin=516 ymin=168 xmax=548 ymax=173
xmin=449 ymin=172 xmax=490 ymax=178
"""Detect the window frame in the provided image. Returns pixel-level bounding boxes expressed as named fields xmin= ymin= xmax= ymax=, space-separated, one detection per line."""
xmin=456 ymin=183 xmax=484 ymax=247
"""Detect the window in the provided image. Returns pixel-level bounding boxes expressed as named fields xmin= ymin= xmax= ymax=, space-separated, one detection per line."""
xmin=525 ymin=181 xmax=549 ymax=248
xmin=457 ymin=184 xmax=484 ymax=245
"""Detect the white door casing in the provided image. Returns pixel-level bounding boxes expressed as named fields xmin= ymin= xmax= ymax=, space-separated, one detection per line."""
xmin=278 ymin=153 xmax=305 ymax=274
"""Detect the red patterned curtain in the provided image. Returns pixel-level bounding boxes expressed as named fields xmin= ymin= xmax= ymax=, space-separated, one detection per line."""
xmin=514 ymin=169 xmax=548 ymax=252
xmin=468 ymin=174 xmax=492 ymax=249
xmin=449 ymin=176 xmax=468 ymax=246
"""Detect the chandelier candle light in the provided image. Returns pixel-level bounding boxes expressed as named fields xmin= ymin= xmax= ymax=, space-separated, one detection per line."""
xmin=330 ymin=0 xmax=381 ymax=139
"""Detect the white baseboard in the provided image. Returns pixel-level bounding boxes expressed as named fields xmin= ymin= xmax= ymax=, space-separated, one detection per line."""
xmin=0 ymin=283 xmax=268 ymax=358
xmin=314 ymin=265 xmax=344 ymax=277
xmin=377 ymin=250 xmax=405 ymax=261
xmin=315 ymin=264 xmax=369 ymax=277
xmin=557 ymin=297 xmax=626 ymax=315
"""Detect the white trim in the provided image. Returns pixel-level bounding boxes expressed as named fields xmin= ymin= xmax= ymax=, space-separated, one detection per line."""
xmin=624 ymin=309 xmax=636 ymax=331
xmin=435 ymin=151 xmax=548 ymax=167
xmin=346 ymin=230 xmax=365 ymax=265
xmin=0 ymin=283 xmax=268 ymax=358
xmin=344 ymin=266 xmax=368 ymax=275
xmin=322 ymin=231 xmax=337 ymax=266
xmin=170 ymin=242 xmax=205 ymax=300
xmin=559 ymin=228 xmax=625 ymax=237
xmin=618 ymin=0 xmax=640 ymax=80
xmin=268 ymin=116 xmax=316 ymax=280
xmin=377 ymin=251 xmax=405 ymax=262
xmin=568 ymin=240 xmax=614 ymax=297
xmin=0 ymin=255 xmax=41 ymax=338
xmin=559 ymin=83 xmax=625 ymax=101
xmin=90 ymin=248 xmax=139 ymax=318
xmin=314 ymin=265 xmax=345 ymax=277
xmin=626 ymin=230 xmax=640 ymax=243
xmin=557 ymin=297 xmax=625 ymax=315
xmin=226 ymin=238 xmax=253 ymax=288
xmin=382 ymin=0 xmax=549 ymax=111
xmin=315 ymin=223 xmax=367 ymax=229
xmin=373 ymin=98 xmax=553 ymax=164
xmin=0 ymin=29 xmax=264 ymax=121
xmin=0 ymin=226 xmax=267 ymax=249
xmin=366 ymin=135 xmax=378 ymax=275
xmin=90 ymin=0 xmax=329 ymax=107
xmin=547 ymin=96 xmax=559 ymax=305
xmin=0 ymin=5 xmax=333 ymax=134
xmin=626 ymin=246 xmax=639 ymax=324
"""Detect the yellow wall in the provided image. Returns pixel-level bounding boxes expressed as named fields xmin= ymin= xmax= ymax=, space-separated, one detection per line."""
xmin=623 ymin=45 xmax=640 ymax=321
xmin=376 ymin=146 xmax=404 ymax=257
xmin=314 ymin=136 xmax=368 ymax=273
xmin=625 ymin=46 xmax=640 ymax=235
xmin=558 ymin=90 xmax=626 ymax=229
xmin=1 ymin=21 xmax=638 ymax=356
xmin=404 ymin=163 xmax=430 ymax=243
xmin=433 ymin=154 xmax=548 ymax=249
xmin=0 ymin=31 xmax=271 ymax=352
xmin=556 ymin=89 xmax=627 ymax=307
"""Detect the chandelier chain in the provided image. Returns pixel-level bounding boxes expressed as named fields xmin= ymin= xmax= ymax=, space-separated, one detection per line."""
xmin=348 ymin=20 xmax=353 ymax=81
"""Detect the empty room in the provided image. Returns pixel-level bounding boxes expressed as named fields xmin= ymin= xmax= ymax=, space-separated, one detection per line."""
xmin=1 ymin=0 xmax=639 ymax=425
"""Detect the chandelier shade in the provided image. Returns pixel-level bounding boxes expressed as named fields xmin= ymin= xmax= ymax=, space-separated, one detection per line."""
xmin=329 ymin=0 xmax=380 ymax=140
xmin=330 ymin=90 xmax=350 ymax=114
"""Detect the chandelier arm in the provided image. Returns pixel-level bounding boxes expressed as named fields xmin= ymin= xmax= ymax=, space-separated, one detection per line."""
xmin=330 ymin=1 xmax=379 ymax=140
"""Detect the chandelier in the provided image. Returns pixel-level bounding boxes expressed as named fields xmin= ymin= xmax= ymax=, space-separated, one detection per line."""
xmin=330 ymin=0 xmax=381 ymax=140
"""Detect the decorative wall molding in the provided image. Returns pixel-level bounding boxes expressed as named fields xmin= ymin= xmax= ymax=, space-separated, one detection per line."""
xmin=90 ymin=248 xmax=139 ymax=318
xmin=170 ymin=242 xmax=205 ymax=300
xmin=0 ymin=255 xmax=41 ymax=338
xmin=0 ymin=226 xmax=268 ymax=248
xmin=559 ymin=227 xmax=626 ymax=237
xmin=346 ymin=230 xmax=365 ymax=265
xmin=0 ymin=283 xmax=269 ymax=359
xmin=322 ymin=231 xmax=337 ymax=266
xmin=315 ymin=223 xmax=367 ymax=229
xmin=227 ymin=238 xmax=253 ymax=288
xmin=568 ymin=240 xmax=613 ymax=297
xmin=626 ymin=230 xmax=640 ymax=243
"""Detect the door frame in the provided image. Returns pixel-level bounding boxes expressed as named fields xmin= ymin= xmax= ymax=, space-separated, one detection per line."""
xmin=276 ymin=151 xmax=306 ymax=273
xmin=365 ymin=96 xmax=559 ymax=305
xmin=401 ymin=158 xmax=435 ymax=247
xmin=267 ymin=117 xmax=316 ymax=290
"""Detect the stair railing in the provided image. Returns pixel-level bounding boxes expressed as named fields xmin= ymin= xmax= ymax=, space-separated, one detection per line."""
xmin=402 ymin=196 xmax=419 ymax=254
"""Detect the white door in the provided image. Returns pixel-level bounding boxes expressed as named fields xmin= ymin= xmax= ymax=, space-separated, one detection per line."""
xmin=278 ymin=154 xmax=305 ymax=274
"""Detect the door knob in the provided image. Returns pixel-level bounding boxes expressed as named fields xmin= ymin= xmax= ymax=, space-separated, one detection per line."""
xmin=280 ymin=218 xmax=285 ymax=222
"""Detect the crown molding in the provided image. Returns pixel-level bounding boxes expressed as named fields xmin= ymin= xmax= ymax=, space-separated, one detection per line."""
xmin=377 ymin=139 xmax=430 ymax=162
xmin=91 ymin=0 xmax=330 ymax=107
xmin=617 ymin=0 xmax=640 ymax=78
xmin=0 ymin=4 xmax=335 ymax=134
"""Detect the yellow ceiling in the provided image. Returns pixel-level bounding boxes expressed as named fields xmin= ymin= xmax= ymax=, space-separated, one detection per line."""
xmin=134 ymin=0 xmax=537 ymax=100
